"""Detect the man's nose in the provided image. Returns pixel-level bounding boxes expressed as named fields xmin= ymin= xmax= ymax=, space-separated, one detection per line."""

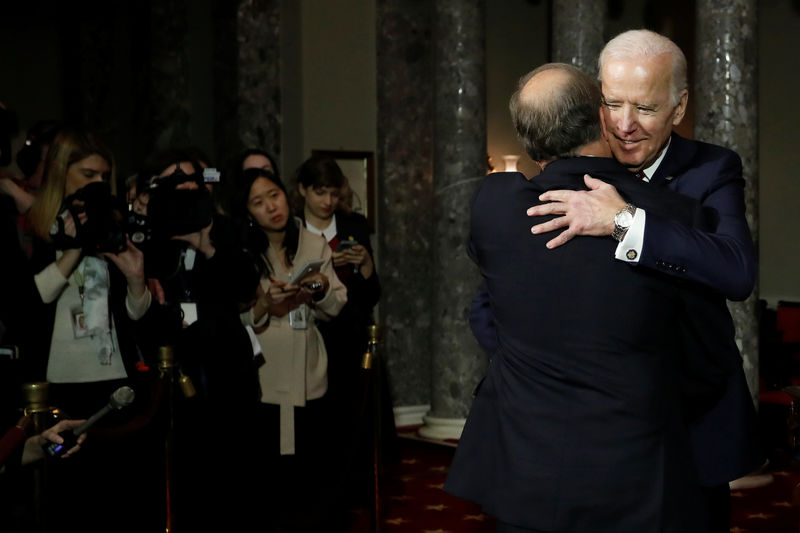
xmin=619 ymin=107 xmax=638 ymax=133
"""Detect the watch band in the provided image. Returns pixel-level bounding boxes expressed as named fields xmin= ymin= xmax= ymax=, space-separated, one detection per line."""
xmin=612 ymin=203 xmax=637 ymax=242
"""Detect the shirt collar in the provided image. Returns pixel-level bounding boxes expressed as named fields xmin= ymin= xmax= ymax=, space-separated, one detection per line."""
xmin=641 ymin=136 xmax=671 ymax=180
xmin=305 ymin=214 xmax=338 ymax=242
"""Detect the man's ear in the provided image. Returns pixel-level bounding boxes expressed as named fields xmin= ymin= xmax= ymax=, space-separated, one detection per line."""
xmin=672 ymin=89 xmax=689 ymax=126
xmin=599 ymin=108 xmax=610 ymax=139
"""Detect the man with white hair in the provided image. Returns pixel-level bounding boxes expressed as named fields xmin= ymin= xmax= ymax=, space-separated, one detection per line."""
xmin=446 ymin=61 xmax=724 ymax=533
xmin=527 ymin=29 xmax=760 ymax=532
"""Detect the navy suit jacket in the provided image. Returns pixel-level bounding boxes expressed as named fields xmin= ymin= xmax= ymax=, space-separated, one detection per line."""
xmin=446 ymin=157 xmax=710 ymax=532
xmin=644 ymin=134 xmax=761 ymax=486
xmin=642 ymin=133 xmax=756 ymax=301
xmin=467 ymin=134 xmax=761 ymax=486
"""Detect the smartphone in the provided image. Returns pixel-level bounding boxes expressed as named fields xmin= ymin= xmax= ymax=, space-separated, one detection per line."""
xmin=288 ymin=259 xmax=325 ymax=285
xmin=335 ymin=240 xmax=359 ymax=252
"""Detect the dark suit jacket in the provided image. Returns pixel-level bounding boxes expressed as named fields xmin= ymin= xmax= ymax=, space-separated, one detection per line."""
xmin=643 ymin=134 xmax=761 ymax=486
xmin=642 ymin=134 xmax=756 ymax=301
xmin=466 ymin=135 xmax=761 ymax=486
xmin=445 ymin=157 xmax=709 ymax=532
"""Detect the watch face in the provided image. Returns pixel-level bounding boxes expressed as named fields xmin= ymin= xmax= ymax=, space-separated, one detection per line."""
xmin=615 ymin=211 xmax=633 ymax=228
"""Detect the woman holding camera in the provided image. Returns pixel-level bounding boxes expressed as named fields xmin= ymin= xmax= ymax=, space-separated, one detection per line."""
xmin=233 ymin=164 xmax=346 ymax=529
xmin=27 ymin=128 xmax=150 ymax=406
xmin=25 ymin=128 xmax=156 ymax=532
xmin=131 ymin=149 xmax=265 ymax=531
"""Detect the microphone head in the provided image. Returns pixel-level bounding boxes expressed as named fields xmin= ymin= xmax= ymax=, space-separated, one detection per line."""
xmin=109 ymin=386 xmax=136 ymax=409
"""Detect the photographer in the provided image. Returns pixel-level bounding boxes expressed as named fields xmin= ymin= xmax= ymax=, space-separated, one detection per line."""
xmin=27 ymin=128 xmax=150 ymax=389
xmin=25 ymin=127 xmax=156 ymax=532
xmin=134 ymin=150 xmax=262 ymax=530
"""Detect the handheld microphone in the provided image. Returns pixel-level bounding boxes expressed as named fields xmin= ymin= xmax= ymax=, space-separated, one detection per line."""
xmin=43 ymin=386 xmax=135 ymax=458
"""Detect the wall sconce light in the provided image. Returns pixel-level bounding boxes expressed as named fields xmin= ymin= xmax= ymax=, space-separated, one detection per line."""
xmin=502 ymin=154 xmax=520 ymax=172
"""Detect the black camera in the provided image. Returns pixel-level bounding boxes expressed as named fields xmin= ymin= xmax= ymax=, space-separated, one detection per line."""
xmin=146 ymin=167 xmax=214 ymax=239
xmin=50 ymin=181 xmax=129 ymax=254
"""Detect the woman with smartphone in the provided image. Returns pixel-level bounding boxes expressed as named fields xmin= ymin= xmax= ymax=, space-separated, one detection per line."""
xmin=232 ymin=164 xmax=346 ymax=530
xmin=289 ymin=155 xmax=386 ymax=505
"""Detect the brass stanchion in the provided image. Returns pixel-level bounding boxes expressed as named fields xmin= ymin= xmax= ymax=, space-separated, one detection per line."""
xmin=158 ymin=345 xmax=196 ymax=533
xmin=158 ymin=346 xmax=178 ymax=533
xmin=361 ymin=325 xmax=383 ymax=533
xmin=21 ymin=382 xmax=57 ymax=532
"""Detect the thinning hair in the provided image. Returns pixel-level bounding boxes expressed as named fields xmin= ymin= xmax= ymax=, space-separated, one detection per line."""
xmin=598 ymin=29 xmax=687 ymax=106
xmin=29 ymin=128 xmax=114 ymax=241
xmin=509 ymin=63 xmax=604 ymax=162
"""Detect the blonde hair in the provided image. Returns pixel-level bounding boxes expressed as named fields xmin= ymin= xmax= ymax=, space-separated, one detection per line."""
xmin=29 ymin=128 xmax=114 ymax=241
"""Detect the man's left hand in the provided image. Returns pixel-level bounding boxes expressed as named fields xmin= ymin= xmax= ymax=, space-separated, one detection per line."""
xmin=526 ymin=174 xmax=627 ymax=249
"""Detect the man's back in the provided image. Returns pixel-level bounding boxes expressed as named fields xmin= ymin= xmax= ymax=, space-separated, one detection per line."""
xmin=446 ymin=157 xmax=704 ymax=532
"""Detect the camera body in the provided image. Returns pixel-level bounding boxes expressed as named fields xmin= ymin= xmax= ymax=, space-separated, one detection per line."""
xmin=145 ymin=168 xmax=214 ymax=240
xmin=50 ymin=181 xmax=129 ymax=254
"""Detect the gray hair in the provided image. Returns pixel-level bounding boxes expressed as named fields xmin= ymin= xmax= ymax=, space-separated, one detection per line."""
xmin=598 ymin=29 xmax=687 ymax=106
xmin=509 ymin=63 xmax=604 ymax=162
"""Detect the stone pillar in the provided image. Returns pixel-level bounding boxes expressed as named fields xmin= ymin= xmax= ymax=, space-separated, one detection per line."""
xmin=148 ymin=0 xmax=192 ymax=152
xmin=694 ymin=0 xmax=759 ymax=405
xmin=376 ymin=0 xmax=436 ymax=421
xmin=418 ymin=0 xmax=486 ymax=440
xmin=212 ymin=0 xmax=281 ymax=163
xmin=58 ymin=3 xmax=147 ymax=181
xmin=551 ymin=0 xmax=606 ymax=75
xmin=61 ymin=9 xmax=115 ymax=139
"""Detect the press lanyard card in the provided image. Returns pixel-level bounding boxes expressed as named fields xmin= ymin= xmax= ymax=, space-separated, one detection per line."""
xmin=71 ymin=306 xmax=90 ymax=339
xmin=289 ymin=305 xmax=308 ymax=330
xmin=180 ymin=302 xmax=199 ymax=326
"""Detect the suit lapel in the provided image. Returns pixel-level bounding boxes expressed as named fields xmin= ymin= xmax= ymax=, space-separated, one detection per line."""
xmin=650 ymin=133 xmax=698 ymax=188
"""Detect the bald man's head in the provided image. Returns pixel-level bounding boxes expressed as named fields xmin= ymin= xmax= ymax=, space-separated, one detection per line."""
xmin=509 ymin=63 xmax=604 ymax=163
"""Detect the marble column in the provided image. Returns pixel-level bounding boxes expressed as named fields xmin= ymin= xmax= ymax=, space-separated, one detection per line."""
xmin=62 ymin=10 xmax=115 ymax=139
xmin=551 ymin=0 xmax=606 ymax=75
xmin=58 ymin=3 xmax=148 ymax=180
xmin=376 ymin=0 xmax=436 ymax=422
xmin=212 ymin=0 xmax=281 ymax=163
xmin=148 ymin=0 xmax=192 ymax=152
xmin=694 ymin=0 xmax=759 ymax=405
xmin=418 ymin=0 xmax=487 ymax=440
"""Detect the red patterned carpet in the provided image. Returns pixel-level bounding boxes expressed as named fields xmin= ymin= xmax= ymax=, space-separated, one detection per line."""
xmin=347 ymin=435 xmax=800 ymax=533
xmin=346 ymin=435 xmax=494 ymax=533
xmin=379 ymin=437 xmax=494 ymax=532
xmin=730 ymin=469 xmax=800 ymax=532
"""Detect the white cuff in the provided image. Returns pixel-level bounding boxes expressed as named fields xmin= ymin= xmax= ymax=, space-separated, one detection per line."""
xmin=614 ymin=208 xmax=646 ymax=263
xmin=34 ymin=262 xmax=69 ymax=304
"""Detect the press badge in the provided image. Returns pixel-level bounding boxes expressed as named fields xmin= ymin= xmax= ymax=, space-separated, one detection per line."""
xmin=289 ymin=305 xmax=308 ymax=330
xmin=180 ymin=302 xmax=199 ymax=327
xmin=71 ymin=306 xmax=90 ymax=339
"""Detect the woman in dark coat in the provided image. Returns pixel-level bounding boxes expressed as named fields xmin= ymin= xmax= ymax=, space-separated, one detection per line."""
xmin=287 ymin=155 xmax=394 ymax=511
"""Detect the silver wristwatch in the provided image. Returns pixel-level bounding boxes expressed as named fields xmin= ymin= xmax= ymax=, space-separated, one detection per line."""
xmin=612 ymin=204 xmax=637 ymax=242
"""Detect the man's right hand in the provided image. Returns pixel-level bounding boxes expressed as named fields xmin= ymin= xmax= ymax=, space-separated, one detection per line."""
xmin=526 ymin=175 xmax=627 ymax=249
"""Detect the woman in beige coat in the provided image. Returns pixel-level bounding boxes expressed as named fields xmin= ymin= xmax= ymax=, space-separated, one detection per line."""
xmin=234 ymin=165 xmax=347 ymax=529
